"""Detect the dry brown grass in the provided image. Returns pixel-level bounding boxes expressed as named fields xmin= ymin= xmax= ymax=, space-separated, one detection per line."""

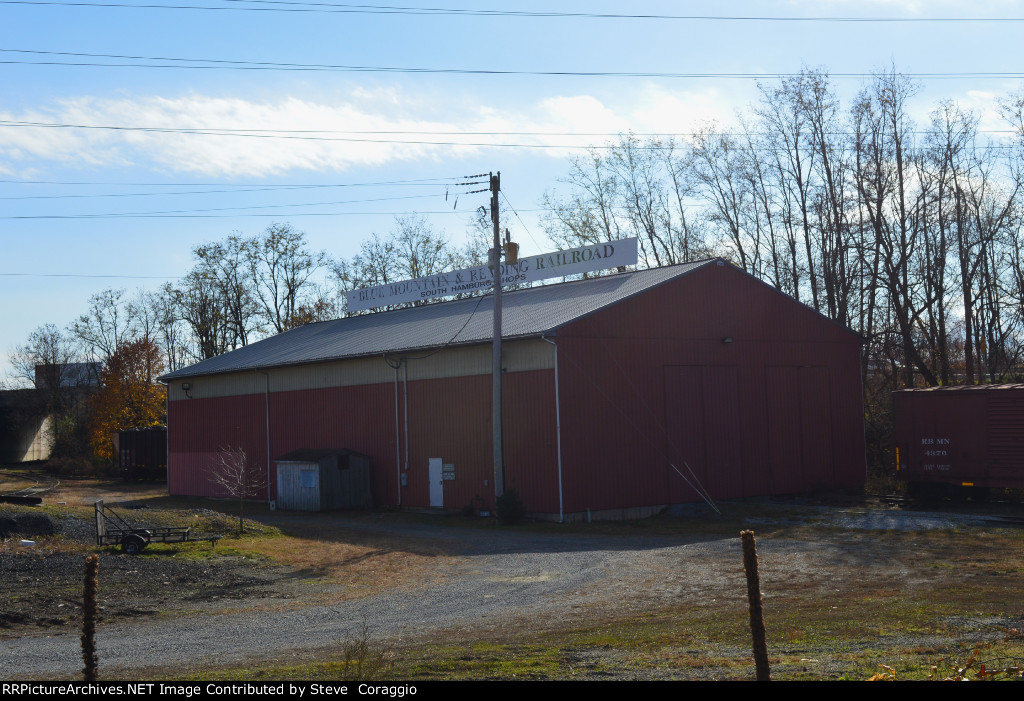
xmin=238 ymin=524 xmax=454 ymax=598
xmin=45 ymin=478 xmax=169 ymax=507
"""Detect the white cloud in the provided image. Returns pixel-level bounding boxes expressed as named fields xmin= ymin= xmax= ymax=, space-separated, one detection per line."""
xmin=0 ymin=83 xmax=747 ymax=177
xmin=961 ymin=90 xmax=1007 ymax=134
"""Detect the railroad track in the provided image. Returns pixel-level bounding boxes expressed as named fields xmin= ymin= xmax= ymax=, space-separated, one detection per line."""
xmin=0 ymin=469 xmax=60 ymax=504
xmin=870 ymin=491 xmax=1024 ymax=527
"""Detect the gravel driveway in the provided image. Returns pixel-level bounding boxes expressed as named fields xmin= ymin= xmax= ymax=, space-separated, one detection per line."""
xmin=5 ymin=514 xmax=749 ymax=679
xmin=2 ymin=502 xmax=1017 ymax=680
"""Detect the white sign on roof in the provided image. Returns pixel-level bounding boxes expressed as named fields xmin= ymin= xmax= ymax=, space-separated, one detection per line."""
xmin=346 ymin=237 xmax=639 ymax=312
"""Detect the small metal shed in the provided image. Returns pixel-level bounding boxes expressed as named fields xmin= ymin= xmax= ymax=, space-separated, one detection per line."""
xmin=274 ymin=449 xmax=372 ymax=511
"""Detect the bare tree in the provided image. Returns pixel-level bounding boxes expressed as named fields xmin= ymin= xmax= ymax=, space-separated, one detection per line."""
xmin=71 ymin=288 xmax=134 ymax=363
xmin=248 ymin=223 xmax=326 ymax=333
xmin=193 ymin=234 xmax=262 ymax=348
xmin=391 ymin=215 xmax=463 ymax=280
xmin=143 ymin=283 xmax=188 ymax=372
xmin=757 ymin=71 xmax=820 ymax=309
xmin=332 ymin=216 xmax=468 ymax=314
xmin=175 ymin=268 xmax=233 ymax=361
xmin=9 ymin=324 xmax=82 ymax=412
xmin=209 ymin=445 xmax=266 ymax=534
xmin=691 ymin=125 xmax=753 ymax=271
xmin=541 ymin=147 xmax=623 ymax=253
xmin=542 ymin=135 xmax=709 ymax=269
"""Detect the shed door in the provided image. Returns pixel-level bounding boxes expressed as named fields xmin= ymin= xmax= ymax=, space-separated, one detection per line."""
xmin=276 ymin=461 xmax=321 ymax=511
xmin=428 ymin=457 xmax=444 ymax=508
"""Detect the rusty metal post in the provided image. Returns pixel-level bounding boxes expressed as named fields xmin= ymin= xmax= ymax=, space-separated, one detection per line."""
xmin=741 ymin=530 xmax=771 ymax=681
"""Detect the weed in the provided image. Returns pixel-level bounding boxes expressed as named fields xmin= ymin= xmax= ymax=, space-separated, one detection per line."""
xmin=337 ymin=620 xmax=394 ymax=681
xmin=927 ymin=631 xmax=1024 ymax=681
xmin=866 ymin=664 xmax=896 ymax=681
xmin=495 ymin=489 xmax=526 ymax=525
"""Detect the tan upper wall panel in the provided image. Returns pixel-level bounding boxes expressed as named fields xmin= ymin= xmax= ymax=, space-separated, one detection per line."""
xmin=167 ymin=338 xmax=554 ymax=402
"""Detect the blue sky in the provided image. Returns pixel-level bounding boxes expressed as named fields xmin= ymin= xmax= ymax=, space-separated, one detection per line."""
xmin=2 ymin=0 xmax=1023 ymax=378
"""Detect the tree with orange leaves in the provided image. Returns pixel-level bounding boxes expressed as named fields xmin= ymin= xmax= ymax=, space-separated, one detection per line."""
xmin=88 ymin=338 xmax=166 ymax=461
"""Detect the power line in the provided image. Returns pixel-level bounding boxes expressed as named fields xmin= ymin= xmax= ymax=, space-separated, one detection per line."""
xmin=1 ymin=120 xmax=1020 ymax=151
xmin=0 ymin=190 xmax=488 ymax=217
xmin=0 ymin=176 xmax=471 ymax=187
xmin=0 ymin=191 xmax=446 ymax=207
xmin=0 ymin=184 xmax=449 ymax=200
xmin=498 ymin=191 xmax=541 ymax=251
xmin=8 ymin=1 xmax=1024 ymax=21
xmin=0 ymin=271 xmax=180 ymax=279
xmin=2 ymin=208 xmax=538 ymax=220
xmin=3 ymin=50 xmax=1023 ymax=80
xmin=0 ymin=119 xmax=1016 ymax=139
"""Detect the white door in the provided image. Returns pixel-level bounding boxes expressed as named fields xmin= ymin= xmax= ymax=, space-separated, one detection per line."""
xmin=428 ymin=457 xmax=443 ymax=508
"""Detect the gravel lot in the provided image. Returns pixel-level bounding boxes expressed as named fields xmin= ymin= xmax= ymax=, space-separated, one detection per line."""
xmin=2 ymin=490 xmax=1022 ymax=680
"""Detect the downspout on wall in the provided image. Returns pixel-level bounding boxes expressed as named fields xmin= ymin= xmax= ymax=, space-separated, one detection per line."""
xmin=403 ymin=359 xmax=410 ymax=475
xmin=541 ymin=334 xmax=564 ymax=523
xmin=394 ymin=361 xmax=402 ymax=505
xmin=258 ymin=371 xmax=271 ymax=504
xmin=163 ymin=381 xmax=170 ymax=485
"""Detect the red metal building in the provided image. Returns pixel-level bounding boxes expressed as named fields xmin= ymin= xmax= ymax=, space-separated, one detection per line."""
xmin=161 ymin=259 xmax=866 ymax=519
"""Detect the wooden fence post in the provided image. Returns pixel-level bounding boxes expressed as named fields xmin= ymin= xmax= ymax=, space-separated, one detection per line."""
xmin=82 ymin=554 xmax=99 ymax=681
xmin=741 ymin=530 xmax=771 ymax=681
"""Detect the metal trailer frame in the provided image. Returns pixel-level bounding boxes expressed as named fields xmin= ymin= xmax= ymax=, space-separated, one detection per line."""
xmin=94 ymin=499 xmax=191 ymax=554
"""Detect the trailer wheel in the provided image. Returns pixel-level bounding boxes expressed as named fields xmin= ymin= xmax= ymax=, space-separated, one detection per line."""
xmin=122 ymin=535 xmax=147 ymax=555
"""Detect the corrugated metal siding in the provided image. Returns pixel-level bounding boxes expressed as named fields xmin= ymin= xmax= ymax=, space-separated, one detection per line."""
xmin=268 ymin=384 xmax=397 ymax=504
xmin=664 ymin=365 xmax=707 ymax=504
xmin=501 ymin=370 xmax=560 ymax=513
xmin=556 ymin=261 xmax=865 ymax=511
xmin=765 ymin=366 xmax=803 ymax=494
xmin=400 ymin=369 xmax=558 ymax=513
xmin=704 ymin=365 xmax=742 ymax=499
xmin=169 ymin=365 xmax=559 ymax=510
xmin=403 ymin=373 xmax=492 ymax=509
xmin=167 ymin=338 xmax=553 ymax=401
xmin=799 ymin=366 xmax=834 ymax=490
xmin=989 ymin=396 xmax=1024 ymax=485
xmin=168 ymin=393 xmax=268 ymax=499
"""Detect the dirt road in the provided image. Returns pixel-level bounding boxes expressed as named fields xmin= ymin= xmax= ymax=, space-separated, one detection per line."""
xmin=7 ymin=521 xmax=757 ymax=678
xmin=3 ymin=488 xmax=1022 ymax=680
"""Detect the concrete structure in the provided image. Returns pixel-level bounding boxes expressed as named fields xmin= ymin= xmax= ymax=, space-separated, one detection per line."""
xmin=0 ymin=390 xmax=52 ymax=463
xmin=162 ymin=259 xmax=866 ymax=519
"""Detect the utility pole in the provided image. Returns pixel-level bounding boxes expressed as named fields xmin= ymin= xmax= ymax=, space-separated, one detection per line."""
xmin=490 ymin=171 xmax=504 ymax=498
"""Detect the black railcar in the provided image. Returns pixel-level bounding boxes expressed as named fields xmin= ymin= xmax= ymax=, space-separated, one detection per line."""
xmin=117 ymin=426 xmax=167 ymax=481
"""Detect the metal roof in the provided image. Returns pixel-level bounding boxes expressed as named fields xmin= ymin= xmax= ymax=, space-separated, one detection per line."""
xmin=160 ymin=259 xmax=714 ymax=381
xmin=894 ymin=384 xmax=1024 ymax=393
